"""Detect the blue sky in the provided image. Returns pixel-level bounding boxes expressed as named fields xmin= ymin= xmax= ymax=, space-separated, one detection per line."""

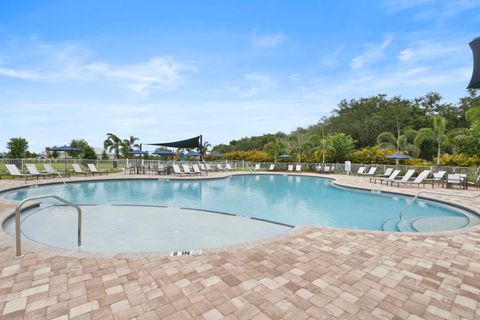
xmin=0 ymin=0 xmax=479 ymax=152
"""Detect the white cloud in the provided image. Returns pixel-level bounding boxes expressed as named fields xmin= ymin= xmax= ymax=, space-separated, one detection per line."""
xmin=350 ymin=35 xmax=393 ymax=69
xmin=398 ymin=41 xmax=462 ymax=62
xmin=0 ymin=39 xmax=197 ymax=95
xmin=251 ymin=31 xmax=287 ymax=48
xmin=225 ymin=72 xmax=276 ymax=97
xmin=382 ymin=0 xmax=480 ymax=21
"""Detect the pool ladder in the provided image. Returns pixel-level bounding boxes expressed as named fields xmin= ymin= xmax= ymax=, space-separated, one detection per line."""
xmin=13 ymin=194 xmax=82 ymax=258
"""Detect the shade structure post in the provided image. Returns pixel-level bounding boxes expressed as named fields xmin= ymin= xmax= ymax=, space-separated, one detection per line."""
xmin=199 ymin=135 xmax=203 ymax=161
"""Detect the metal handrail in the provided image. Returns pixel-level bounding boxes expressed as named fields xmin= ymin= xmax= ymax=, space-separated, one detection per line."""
xmin=399 ymin=190 xmax=480 ymax=220
xmin=52 ymin=171 xmax=70 ymax=188
xmin=14 ymin=194 xmax=81 ymax=258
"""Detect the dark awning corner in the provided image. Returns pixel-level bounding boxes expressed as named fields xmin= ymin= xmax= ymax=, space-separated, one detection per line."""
xmin=468 ymin=37 xmax=480 ymax=89
xmin=147 ymin=135 xmax=202 ymax=149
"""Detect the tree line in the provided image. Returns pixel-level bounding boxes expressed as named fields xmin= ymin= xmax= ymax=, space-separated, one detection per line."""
xmin=3 ymin=90 xmax=480 ymax=166
xmin=212 ymin=90 xmax=480 ymax=166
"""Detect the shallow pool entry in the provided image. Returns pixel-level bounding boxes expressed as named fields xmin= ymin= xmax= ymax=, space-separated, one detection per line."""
xmin=3 ymin=205 xmax=291 ymax=252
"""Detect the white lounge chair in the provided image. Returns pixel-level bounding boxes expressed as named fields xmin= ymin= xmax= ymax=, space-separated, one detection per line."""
xmin=429 ymin=171 xmax=446 ymax=186
xmin=182 ymin=164 xmax=197 ymax=175
xmin=295 ymin=164 xmax=301 ymax=172
xmin=356 ymin=167 xmax=366 ymax=174
xmin=205 ymin=164 xmax=213 ymax=171
xmin=199 ymin=163 xmax=207 ymax=171
xmin=287 ymin=165 xmax=294 ymax=172
xmin=192 ymin=164 xmax=207 ymax=175
xmin=323 ymin=165 xmax=332 ymax=173
xmin=269 ymin=164 xmax=275 ymax=171
xmin=5 ymin=164 xmax=33 ymax=180
xmin=370 ymin=169 xmax=400 ymax=184
xmin=216 ymin=164 xmax=223 ymax=171
xmin=391 ymin=170 xmax=431 ymax=188
xmin=26 ymin=164 xmax=54 ymax=179
xmin=360 ymin=167 xmax=377 ymax=176
xmin=72 ymin=164 xmax=91 ymax=176
xmin=254 ymin=164 xmax=260 ymax=171
xmin=87 ymin=163 xmax=108 ymax=175
xmin=43 ymin=164 xmax=60 ymax=175
xmin=225 ymin=164 xmax=232 ymax=171
xmin=378 ymin=167 xmax=393 ymax=178
xmin=388 ymin=169 xmax=415 ymax=186
xmin=172 ymin=164 xmax=185 ymax=176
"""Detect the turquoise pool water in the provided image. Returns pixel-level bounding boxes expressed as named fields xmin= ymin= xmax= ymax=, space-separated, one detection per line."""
xmin=3 ymin=175 xmax=475 ymax=232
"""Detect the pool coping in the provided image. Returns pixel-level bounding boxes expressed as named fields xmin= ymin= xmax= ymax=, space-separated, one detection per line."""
xmin=0 ymin=171 xmax=479 ymax=259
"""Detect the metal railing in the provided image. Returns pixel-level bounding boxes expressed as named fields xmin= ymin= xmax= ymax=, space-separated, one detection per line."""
xmin=13 ymin=195 xmax=82 ymax=258
xmin=1 ymin=158 xmax=479 ymax=179
xmin=399 ymin=190 xmax=480 ymax=220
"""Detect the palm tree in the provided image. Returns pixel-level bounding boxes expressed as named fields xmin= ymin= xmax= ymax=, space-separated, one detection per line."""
xmin=199 ymin=141 xmax=211 ymax=158
xmin=326 ymin=133 xmax=355 ymax=163
xmin=121 ymin=136 xmax=140 ymax=157
xmin=290 ymin=133 xmax=309 ymax=162
xmin=362 ymin=145 xmax=384 ymax=164
xmin=466 ymin=106 xmax=480 ymax=125
xmin=263 ymin=136 xmax=287 ymax=163
xmin=103 ymin=133 xmax=122 ymax=159
xmin=377 ymin=128 xmax=417 ymax=156
xmin=414 ymin=116 xmax=448 ymax=165
xmin=308 ymin=134 xmax=334 ymax=163
xmin=123 ymin=136 xmax=140 ymax=150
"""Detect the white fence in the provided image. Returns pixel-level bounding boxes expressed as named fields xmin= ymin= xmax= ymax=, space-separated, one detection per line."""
xmin=0 ymin=158 xmax=478 ymax=178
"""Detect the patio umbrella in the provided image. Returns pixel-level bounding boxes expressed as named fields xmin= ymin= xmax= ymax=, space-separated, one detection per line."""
xmin=279 ymin=154 xmax=291 ymax=158
xmin=48 ymin=145 xmax=81 ymax=175
xmin=385 ymin=153 xmax=412 ymax=159
xmin=128 ymin=150 xmax=148 ymax=156
xmin=385 ymin=153 xmax=412 ymax=167
xmin=211 ymin=153 xmax=223 ymax=157
xmin=185 ymin=151 xmax=201 ymax=157
xmin=152 ymin=150 xmax=175 ymax=156
xmin=152 ymin=150 xmax=175 ymax=160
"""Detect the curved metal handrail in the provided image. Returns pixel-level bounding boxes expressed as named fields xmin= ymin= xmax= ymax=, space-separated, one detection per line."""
xmin=399 ymin=190 xmax=480 ymax=220
xmin=14 ymin=194 xmax=81 ymax=258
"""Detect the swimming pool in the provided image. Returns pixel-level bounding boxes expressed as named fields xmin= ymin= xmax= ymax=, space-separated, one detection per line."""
xmin=2 ymin=174 xmax=478 ymax=252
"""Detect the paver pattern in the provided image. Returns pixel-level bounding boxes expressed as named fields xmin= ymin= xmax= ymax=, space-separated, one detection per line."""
xmin=0 ymin=172 xmax=479 ymax=319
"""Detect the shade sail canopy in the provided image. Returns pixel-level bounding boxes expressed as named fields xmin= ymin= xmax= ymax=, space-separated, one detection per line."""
xmin=385 ymin=153 xmax=412 ymax=159
xmin=468 ymin=37 xmax=480 ymax=89
xmin=148 ymin=135 xmax=202 ymax=149
xmin=48 ymin=145 xmax=81 ymax=152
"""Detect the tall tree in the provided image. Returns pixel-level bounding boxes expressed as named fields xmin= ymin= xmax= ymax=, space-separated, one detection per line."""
xmin=377 ymin=129 xmax=417 ymax=156
xmin=7 ymin=137 xmax=29 ymax=158
xmin=263 ymin=136 xmax=287 ymax=163
xmin=289 ymin=133 xmax=309 ymax=162
xmin=414 ymin=116 xmax=449 ymax=165
xmin=308 ymin=134 xmax=334 ymax=163
xmin=326 ymin=133 xmax=355 ymax=163
xmin=103 ymin=133 xmax=123 ymax=159
xmin=199 ymin=141 xmax=211 ymax=158
xmin=70 ymin=139 xmax=89 ymax=158
xmin=121 ymin=136 xmax=140 ymax=158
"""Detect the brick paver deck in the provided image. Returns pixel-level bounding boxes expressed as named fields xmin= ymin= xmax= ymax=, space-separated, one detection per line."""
xmin=0 ymin=172 xmax=479 ymax=319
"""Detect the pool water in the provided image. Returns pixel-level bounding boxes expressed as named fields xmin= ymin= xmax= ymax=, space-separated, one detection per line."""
xmin=3 ymin=175 xmax=475 ymax=232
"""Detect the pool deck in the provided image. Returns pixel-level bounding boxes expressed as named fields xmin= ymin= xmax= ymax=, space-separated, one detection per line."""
xmin=0 ymin=172 xmax=479 ymax=319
